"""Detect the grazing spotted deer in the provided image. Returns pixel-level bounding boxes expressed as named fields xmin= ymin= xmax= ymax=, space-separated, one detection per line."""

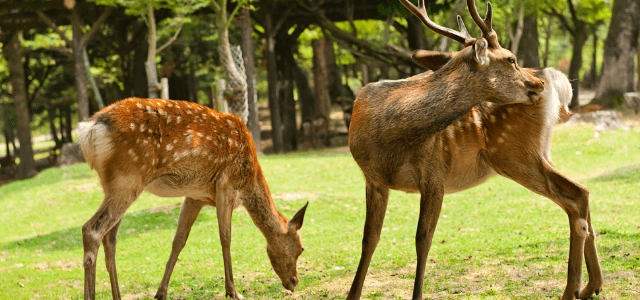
xmin=77 ymin=98 xmax=308 ymax=300
xmin=346 ymin=1 xmax=602 ymax=299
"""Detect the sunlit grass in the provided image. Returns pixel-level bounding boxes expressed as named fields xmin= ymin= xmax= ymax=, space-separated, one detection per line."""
xmin=0 ymin=123 xmax=638 ymax=299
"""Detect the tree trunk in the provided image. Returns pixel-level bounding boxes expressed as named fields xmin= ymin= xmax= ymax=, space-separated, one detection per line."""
xmin=543 ymin=18 xmax=551 ymax=67
xmin=594 ymin=0 xmax=640 ymax=107
xmin=71 ymin=14 xmax=90 ymax=121
xmin=3 ymin=108 xmax=14 ymax=157
xmin=64 ymin=105 xmax=73 ymax=143
xmin=239 ymin=8 xmax=261 ymax=153
xmin=146 ymin=3 xmax=160 ymax=99
xmin=293 ymin=62 xmax=317 ymax=123
xmin=507 ymin=0 xmax=526 ymax=55
xmin=517 ymin=13 xmax=540 ymax=68
xmin=216 ymin=1 xmax=248 ymax=123
xmin=324 ymin=38 xmax=342 ymax=103
xmin=47 ymin=108 xmax=61 ymax=148
xmin=589 ymin=30 xmax=598 ymax=88
xmin=5 ymin=32 xmax=36 ymax=179
xmin=265 ymin=10 xmax=284 ymax=153
xmin=568 ymin=25 xmax=588 ymax=110
xmin=312 ymin=38 xmax=332 ymax=119
xmin=58 ymin=107 xmax=66 ymax=143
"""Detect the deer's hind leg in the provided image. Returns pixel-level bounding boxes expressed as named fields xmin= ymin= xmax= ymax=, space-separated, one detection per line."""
xmin=102 ymin=220 xmax=123 ymax=300
xmin=83 ymin=180 xmax=142 ymax=300
xmin=155 ymin=197 xmax=205 ymax=300
xmin=488 ymin=154 xmax=602 ymax=300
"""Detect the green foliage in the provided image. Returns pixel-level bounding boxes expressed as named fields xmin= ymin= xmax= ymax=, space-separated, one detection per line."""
xmin=1 ymin=124 xmax=638 ymax=299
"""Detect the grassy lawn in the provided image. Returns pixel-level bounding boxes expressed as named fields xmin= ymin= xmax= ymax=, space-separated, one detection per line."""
xmin=0 ymin=123 xmax=638 ymax=300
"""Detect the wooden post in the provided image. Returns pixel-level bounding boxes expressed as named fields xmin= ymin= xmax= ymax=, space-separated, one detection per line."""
xmin=216 ymin=79 xmax=228 ymax=113
xmin=161 ymin=77 xmax=169 ymax=99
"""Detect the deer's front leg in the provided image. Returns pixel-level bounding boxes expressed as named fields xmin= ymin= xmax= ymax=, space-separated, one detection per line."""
xmin=413 ymin=181 xmax=444 ymax=300
xmin=103 ymin=220 xmax=123 ymax=300
xmin=155 ymin=198 xmax=205 ymax=300
xmin=217 ymin=193 xmax=243 ymax=299
xmin=347 ymin=180 xmax=389 ymax=300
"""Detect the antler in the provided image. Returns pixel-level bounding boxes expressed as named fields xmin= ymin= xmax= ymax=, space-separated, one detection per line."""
xmin=466 ymin=0 xmax=500 ymax=48
xmin=399 ymin=0 xmax=473 ymax=45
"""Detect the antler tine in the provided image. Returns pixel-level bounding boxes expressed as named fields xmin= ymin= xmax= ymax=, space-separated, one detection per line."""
xmin=399 ymin=0 xmax=473 ymax=45
xmin=466 ymin=0 xmax=500 ymax=47
xmin=456 ymin=15 xmax=474 ymax=45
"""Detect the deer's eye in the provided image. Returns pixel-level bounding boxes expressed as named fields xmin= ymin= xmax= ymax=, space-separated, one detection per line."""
xmin=507 ymin=57 xmax=516 ymax=64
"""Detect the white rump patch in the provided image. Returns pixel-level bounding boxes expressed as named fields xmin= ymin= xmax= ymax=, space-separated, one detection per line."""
xmin=77 ymin=120 xmax=114 ymax=171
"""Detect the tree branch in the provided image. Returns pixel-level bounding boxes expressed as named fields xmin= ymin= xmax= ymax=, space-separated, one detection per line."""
xmin=35 ymin=9 xmax=73 ymax=46
xmin=45 ymin=46 xmax=74 ymax=57
xmin=566 ymin=0 xmax=579 ymax=25
xmin=80 ymin=7 xmax=114 ymax=48
xmin=312 ymin=9 xmax=419 ymax=68
xmin=543 ymin=6 xmax=574 ymax=34
xmin=156 ymin=24 xmax=183 ymax=53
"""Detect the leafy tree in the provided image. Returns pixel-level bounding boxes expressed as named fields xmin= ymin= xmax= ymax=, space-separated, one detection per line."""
xmin=594 ymin=0 xmax=639 ymax=107
xmin=542 ymin=0 xmax=611 ymax=109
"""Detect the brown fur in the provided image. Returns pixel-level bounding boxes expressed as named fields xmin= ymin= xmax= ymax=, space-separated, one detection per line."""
xmin=348 ymin=68 xmax=603 ymax=300
xmin=346 ymin=1 xmax=600 ymax=299
xmin=77 ymin=98 xmax=308 ymax=300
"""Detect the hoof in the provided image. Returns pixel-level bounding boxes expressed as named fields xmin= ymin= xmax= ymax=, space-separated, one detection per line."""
xmin=575 ymin=291 xmax=580 ymax=299
xmin=595 ymin=289 xmax=600 ymax=295
xmin=154 ymin=293 xmax=164 ymax=300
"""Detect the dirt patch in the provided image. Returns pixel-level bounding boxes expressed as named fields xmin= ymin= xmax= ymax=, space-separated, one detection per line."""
xmin=28 ymin=258 xmax=79 ymax=271
xmin=272 ymin=193 xmax=318 ymax=202
xmin=147 ymin=203 xmax=182 ymax=213
xmin=122 ymin=292 xmax=156 ymax=300
xmin=73 ymin=182 xmax=97 ymax=192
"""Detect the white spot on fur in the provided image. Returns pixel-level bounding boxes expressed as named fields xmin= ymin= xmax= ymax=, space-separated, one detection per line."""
xmin=136 ymin=103 xmax=143 ymax=109
xmin=167 ymin=103 xmax=173 ymax=108
xmin=166 ymin=144 xmax=174 ymax=151
xmin=186 ymin=110 xmax=193 ymax=115
xmin=167 ymin=115 xmax=172 ymax=124
xmin=489 ymin=115 xmax=496 ymax=123
xmin=177 ymin=116 xmax=182 ymax=124
xmin=497 ymin=137 xmax=504 ymax=143
xmin=206 ymin=136 xmax=212 ymax=140
xmin=158 ymin=109 xmax=166 ymax=116
xmin=197 ymin=132 xmax=204 ymax=137
xmin=130 ymin=123 xmax=136 ymax=131
xmin=140 ymin=124 xmax=146 ymax=132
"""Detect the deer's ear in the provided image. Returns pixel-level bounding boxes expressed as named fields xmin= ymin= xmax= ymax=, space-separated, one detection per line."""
xmin=288 ymin=202 xmax=308 ymax=232
xmin=412 ymin=50 xmax=454 ymax=71
xmin=473 ymin=38 xmax=489 ymax=66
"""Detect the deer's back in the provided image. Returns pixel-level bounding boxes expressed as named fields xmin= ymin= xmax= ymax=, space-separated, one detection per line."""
xmin=78 ymin=98 xmax=258 ymax=200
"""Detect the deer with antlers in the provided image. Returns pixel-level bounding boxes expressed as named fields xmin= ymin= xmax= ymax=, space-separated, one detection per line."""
xmin=77 ymin=98 xmax=308 ymax=300
xmin=346 ymin=0 xmax=602 ymax=299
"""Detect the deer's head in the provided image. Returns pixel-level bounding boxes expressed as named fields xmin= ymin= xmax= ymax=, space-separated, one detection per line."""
xmin=266 ymin=202 xmax=308 ymax=291
xmin=401 ymin=0 xmax=544 ymax=104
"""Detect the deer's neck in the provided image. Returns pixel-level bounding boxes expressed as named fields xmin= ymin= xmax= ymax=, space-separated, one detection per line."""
xmin=376 ymin=69 xmax=484 ymax=141
xmin=241 ymin=167 xmax=287 ymax=238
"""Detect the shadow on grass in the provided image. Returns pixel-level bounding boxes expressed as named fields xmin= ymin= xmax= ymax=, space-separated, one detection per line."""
xmin=0 ymin=204 xmax=213 ymax=253
xmin=588 ymin=164 xmax=640 ymax=183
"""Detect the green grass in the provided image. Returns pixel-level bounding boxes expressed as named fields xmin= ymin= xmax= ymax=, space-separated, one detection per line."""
xmin=1 ymin=123 xmax=639 ymax=300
